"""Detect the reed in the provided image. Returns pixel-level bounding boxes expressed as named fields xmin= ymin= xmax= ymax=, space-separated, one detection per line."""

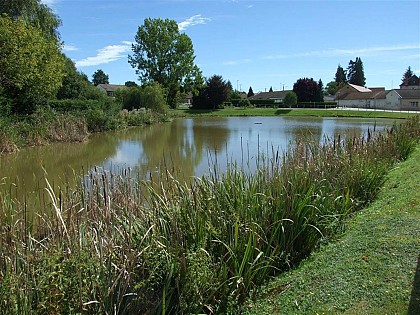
xmin=0 ymin=116 xmax=419 ymax=314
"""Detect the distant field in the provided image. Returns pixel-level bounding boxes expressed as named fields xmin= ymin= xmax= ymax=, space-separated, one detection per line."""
xmin=172 ymin=107 xmax=418 ymax=119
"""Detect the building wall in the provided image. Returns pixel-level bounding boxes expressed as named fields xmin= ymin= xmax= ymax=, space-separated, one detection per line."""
xmin=384 ymin=91 xmax=401 ymax=110
xmin=401 ymin=98 xmax=420 ymax=110
xmin=338 ymin=98 xmax=386 ymax=109
xmin=400 ymin=85 xmax=420 ymax=90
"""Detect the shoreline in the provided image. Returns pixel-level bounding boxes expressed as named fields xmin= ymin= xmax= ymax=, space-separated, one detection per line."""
xmin=245 ymin=144 xmax=420 ymax=314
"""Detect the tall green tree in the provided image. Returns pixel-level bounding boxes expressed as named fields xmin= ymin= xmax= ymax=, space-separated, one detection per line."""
xmin=92 ymin=69 xmax=109 ymax=86
xmin=0 ymin=0 xmax=61 ymax=40
xmin=0 ymin=16 xmax=64 ymax=113
xmin=247 ymin=86 xmax=254 ymax=98
xmin=401 ymin=66 xmax=414 ymax=84
xmin=347 ymin=57 xmax=366 ymax=86
xmin=334 ymin=64 xmax=347 ymax=84
xmin=129 ymin=18 xmax=198 ymax=108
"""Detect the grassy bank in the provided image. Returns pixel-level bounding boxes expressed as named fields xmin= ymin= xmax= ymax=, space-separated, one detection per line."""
xmin=172 ymin=107 xmax=418 ymax=119
xmin=0 ymin=117 xmax=419 ymax=314
xmin=0 ymin=107 xmax=169 ymax=153
xmin=244 ymin=146 xmax=420 ymax=314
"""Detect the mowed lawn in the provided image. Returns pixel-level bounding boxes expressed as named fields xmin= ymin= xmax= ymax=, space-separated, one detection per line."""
xmin=172 ymin=107 xmax=417 ymax=119
xmin=244 ymin=145 xmax=420 ymax=315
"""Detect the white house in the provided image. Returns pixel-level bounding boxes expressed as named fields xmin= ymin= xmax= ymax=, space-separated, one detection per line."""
xmin=386 ymin=89 xmax=420 ymax=110
xmin=336 ymin=84 xmax=387 ymax=109
xmin=336 ymin=83 xmax=420 ymax=110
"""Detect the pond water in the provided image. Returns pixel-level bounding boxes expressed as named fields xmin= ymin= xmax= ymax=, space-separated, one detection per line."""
xmin=0 ymin=116 xmax=397 ymax=198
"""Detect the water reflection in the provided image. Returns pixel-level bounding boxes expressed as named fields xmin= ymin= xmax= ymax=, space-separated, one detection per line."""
xmin=0 ymin=117 xmax=396 ymax=196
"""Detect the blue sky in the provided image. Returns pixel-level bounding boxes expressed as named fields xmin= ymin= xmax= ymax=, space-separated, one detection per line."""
xmin=43 ymin=0 xmax=419 ymax=93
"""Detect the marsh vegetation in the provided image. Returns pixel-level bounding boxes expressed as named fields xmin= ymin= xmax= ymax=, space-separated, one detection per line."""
xmin=0 ymin=115 xmax=418 ymax=314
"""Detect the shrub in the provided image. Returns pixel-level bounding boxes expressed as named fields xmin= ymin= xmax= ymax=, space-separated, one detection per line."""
xmin=238 ymin=99 xmax=252 ymax=107
xmin=115 ymin=83 xmax=168 ymax=114
xmin=141 ymin=82 xmax=168 ymax=114
xmin=115 ymin=87 xmax=142 ymax=111
xmin=283 ymin=91 xmax=297 ymax=107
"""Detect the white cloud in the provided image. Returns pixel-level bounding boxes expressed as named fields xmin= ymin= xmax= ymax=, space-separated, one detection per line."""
xmin=178 ymin=15 xmax=211 ymax=31
xmin=264 ymin=44 xmax=420 ymax=60
xmin=76 ymin=42 xmax=132 ymax=67
xmin=62 ymin=44 xmax=79 ymax=52
xmin=222 ymin=58 xmax=252 ymax=66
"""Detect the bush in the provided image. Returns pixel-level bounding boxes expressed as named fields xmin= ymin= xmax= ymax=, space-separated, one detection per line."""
xmin=49 ymin=99 xmax=103 ymax=112
xmin=115 ymin=83 xmax=168 ymax=114
xmin=80 ymin=83 xmax=109 ymax=100
xmin=238 ymin=99 xmax=252 ymax=107
xmin=141 ymin=83 xmax=168 ymax=114
xmin=283 ymin=91 xmax=297 ymax=107
xmin=115 ymin=87 xmax=142 ymax=111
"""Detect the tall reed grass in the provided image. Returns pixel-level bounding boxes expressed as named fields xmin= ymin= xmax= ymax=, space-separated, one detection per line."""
xmin=0 ymin=116 xmax=419 ymax=314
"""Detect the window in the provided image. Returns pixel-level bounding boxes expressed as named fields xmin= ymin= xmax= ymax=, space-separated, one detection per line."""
xmin=409 ymin=101 xmax=419 ymax=107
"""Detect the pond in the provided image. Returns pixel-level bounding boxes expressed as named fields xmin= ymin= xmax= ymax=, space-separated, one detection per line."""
xmin=0 ymin=116 xmax=397 ymax=199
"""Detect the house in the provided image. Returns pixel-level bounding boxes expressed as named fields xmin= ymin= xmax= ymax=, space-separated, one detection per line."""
xmin=336 ymin=83 xmax=420 ymax=110
xmin=335 ymin=84 xmax=387 ymax=109
xmin=400 ymin=75 xmax=420 ymax=90
xmin=248 ymin=90 xmax=292 ymax=103
xmin=386 ymin=89 xmax=420 ymax=110
xmin=97 ymin=84 xmax=127 ymax=97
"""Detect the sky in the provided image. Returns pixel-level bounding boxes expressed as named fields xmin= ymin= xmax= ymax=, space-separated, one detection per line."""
xmin=43 ymin=0 xmax=420 ymax=93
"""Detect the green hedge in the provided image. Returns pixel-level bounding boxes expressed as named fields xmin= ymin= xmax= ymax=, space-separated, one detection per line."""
xmin=230 ymin=99 xmax=337 ymax=108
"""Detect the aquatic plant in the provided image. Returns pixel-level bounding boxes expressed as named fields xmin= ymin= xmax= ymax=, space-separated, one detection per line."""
xmin=0 ymin=116 xmax=418 ymax=314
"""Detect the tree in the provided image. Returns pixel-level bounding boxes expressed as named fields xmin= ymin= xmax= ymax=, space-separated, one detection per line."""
xmin=401 ymin=66 xmax=414 ymax=85
xmin=92 ymin=69 xmax=109 ymax=86
xmin=192 ymin=75 xmax=231 ymax=110
xmin=347 ymin=57 xmax=366 ymax=86
xmin=1 ymin=0 xmax=61 ymax=41
xmin=57 ymin=56 xmax=90 ymax=99
xmin=0 ymin=16 xmax=64 ymax=113
xmin=115 ymin=82 xmax=168 ymax=113
xmin=247 ymin=86 xmax=254 ymax=98
xmin=334 ymin=64 xmax=347 ymax=84
xmin=140 ymin=82 xmax=168 ymax=114
xmin=292 ymin=78 xmax=320 ymax=102
xmin=129 ymin=18 xmax=198 ymax=108
xmin=283 ymin=91 xmax=297 ymax=107
xmin=325 ymin=81 xmax=338 ymax=95
xmin=125 ymin=81 xmax=138 ymax=87
xmin=316 ymin=79 xmax=324 ymax=102
xmin=269 ymin=86 xmax=273 ymax=93
xmin=229 ymin=90 xmax=243 ymax=101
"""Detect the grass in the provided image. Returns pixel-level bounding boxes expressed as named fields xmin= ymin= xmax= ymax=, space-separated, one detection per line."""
xmin=171 ymin=107 xmax=418 ymax=119
xmin=0 ymin=116 xmax=418 ymax=314
xmin=244 ymin=145 xmax=420 ymax=314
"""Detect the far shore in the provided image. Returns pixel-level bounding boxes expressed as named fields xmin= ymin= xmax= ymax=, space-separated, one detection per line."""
xmin=171 ymin=106 xmax=419 ymax=119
